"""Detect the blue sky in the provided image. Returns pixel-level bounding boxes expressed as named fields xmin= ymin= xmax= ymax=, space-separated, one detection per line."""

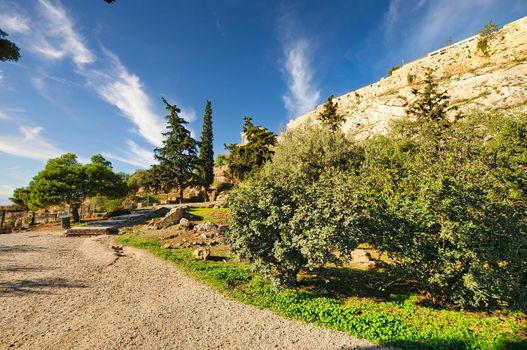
xmin=0 ymin=0 xmax=526 ymax=204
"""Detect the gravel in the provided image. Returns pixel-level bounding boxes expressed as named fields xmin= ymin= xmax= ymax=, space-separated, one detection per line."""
xmin=0 ymin=231 xmax=386 ymax=350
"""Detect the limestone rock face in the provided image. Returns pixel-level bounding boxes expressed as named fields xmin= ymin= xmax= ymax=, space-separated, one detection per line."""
xmin=287 ymin=16 xmax=527 ymax=139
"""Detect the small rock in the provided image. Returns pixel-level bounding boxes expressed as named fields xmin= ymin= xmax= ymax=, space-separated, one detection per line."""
xmin=193 ymin=246 xmax=211 ymax=260
xmin=162 ymin=243 xmax=172 ymax=249
xmin=179 ymin=217 xmax=193 ymax=228
xmin=194 ymin=222 xmax=219 ymax=233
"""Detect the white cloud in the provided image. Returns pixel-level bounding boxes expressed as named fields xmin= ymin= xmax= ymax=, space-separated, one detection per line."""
xmin=83 ymin=50 xmax=165 ymax=147
xmin=281 ymin=39 xmax=320 ymax=118
xmin=0 ymin=125 xmax=63 ymax=161
xmin=31 ymin=0 xmax=95 ymax=66
xmin=104 ymin=140 xmax=156 ymax=169
xmin=0 ymin=14 xmax=30 ymax=34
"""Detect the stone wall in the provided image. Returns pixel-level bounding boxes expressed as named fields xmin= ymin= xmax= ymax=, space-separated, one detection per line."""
xmin=287 ymin=16 xmax=527 ymax=140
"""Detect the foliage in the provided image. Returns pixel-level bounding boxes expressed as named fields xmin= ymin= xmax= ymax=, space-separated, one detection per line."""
xmin=186 ymin=207 xmax=230 ymax=224
xmin=152 ymin=97 xmax=198 ymax=201
xmin=15 ymin=153 xmax=127 ymax=222
xmin=226 ymin=126 xmax=370 ymax=285
xmin=126 ymin=170 xmax=148 ymax=195
xmin=224 ymin=116 xmax=277 ymax=181
xmin=318 ymin=95 xmax=345 ymax=133
xmin=363 ymin=110 xmax=527 ymax=310
xmin=387 ymin=65 xmax=400 ymax=76
xmin=406 ymin=73 xmax=415 ymax=84
xmin=406 ymin=68 xmax=453 ymax=125
xmin=118 ymin=233 xmax=527 ymax=349
xmin=198 ymin=100 xmax=214 ymax=199
xmin=9 ymin=187 xmax=30 ymax=207
xmin=477 ymin=21 xmax=499 ymax=56
xmin=0 ymin=29 xmax=20 ymax=62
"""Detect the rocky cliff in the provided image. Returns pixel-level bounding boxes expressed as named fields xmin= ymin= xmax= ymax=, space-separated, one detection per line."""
xmin=287 ymin=16 xmax=527 ymax=139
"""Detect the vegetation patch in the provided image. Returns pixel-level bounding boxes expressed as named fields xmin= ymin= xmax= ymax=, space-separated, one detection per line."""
xmin=185 ymin=207 xmax=230 ymax=224
xmin=117 ymin=233 xmax=527 ymax=349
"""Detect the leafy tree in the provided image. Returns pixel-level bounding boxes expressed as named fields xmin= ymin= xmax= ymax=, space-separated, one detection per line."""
xmin=198 ymin=100 xmax=214 ymax=201
xmin=153 ymin=97 xmax=198 ymax=202
xmin=224 ymin=116 xmax=276 ymax=181
xmin=127 ymin=170 xmax=148 ymax=195
xmin=0 ymin=29 xmax=20 ymax=62
xmin=9 ymin=187 xmax=30 ymax=208
xmin=318 ymin=95 xmax=345 ymax=133
xmin=21 ymin=153 xmax=126 ymax=222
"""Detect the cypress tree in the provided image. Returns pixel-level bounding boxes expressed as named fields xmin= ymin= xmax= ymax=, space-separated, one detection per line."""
xmin=153 ymin=97 xmax=198 ymax=203
xmin=199 ymin=100 xmax=214 ymax=201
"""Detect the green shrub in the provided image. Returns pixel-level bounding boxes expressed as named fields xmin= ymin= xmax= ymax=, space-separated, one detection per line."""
xmin=477 ymin=21 xmax=499 ymax=56
xmin=406 ymin=73 xmax=415 ymax=84
xmin=226 ymin=126 xmax=372 ymax=285
xmin=364 ymin=111 xmax=527 ymax=309
xmin=387 ymin=65 xmax=400 ymax=76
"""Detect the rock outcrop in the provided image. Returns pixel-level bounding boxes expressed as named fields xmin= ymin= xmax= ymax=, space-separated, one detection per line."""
xmin=287 ymin=16 xmax=527 ymax=139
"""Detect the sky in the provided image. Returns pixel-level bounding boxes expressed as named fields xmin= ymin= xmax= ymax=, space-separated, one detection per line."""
xmin=0 ymin=0 xmax=526 ymax=204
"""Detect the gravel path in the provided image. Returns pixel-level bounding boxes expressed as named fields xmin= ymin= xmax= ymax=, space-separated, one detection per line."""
xmin=0 ymin=231 xmax=384 ymax=350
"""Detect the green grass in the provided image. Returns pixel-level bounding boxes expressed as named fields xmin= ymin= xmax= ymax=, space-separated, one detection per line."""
xmin=117 ymin=233 xmax=526 ymax=350
xmin=185 ymin=207 xmax=230 ymax=224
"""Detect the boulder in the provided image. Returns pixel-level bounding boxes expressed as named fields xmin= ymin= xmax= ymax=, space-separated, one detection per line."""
xmin=179 ymin=217 xmax=193 ymax=228
xmin=194 ymin=222 xmax=218 ymax=233
xmin=156 ymin=207 xmax=184 ymax=229
xmin=193 ymin=246 xmax=211 ymax=261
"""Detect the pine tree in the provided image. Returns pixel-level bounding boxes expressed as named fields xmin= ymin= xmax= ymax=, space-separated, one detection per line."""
xmin=153 ymin=97 xmax=198 ymax=203
xmin=318 ymin=95 xmax=345 ymax=133
xmin=198 ymin=100 xmax=214 ymax=201
xmin=224 ymin=117 xmax=277 ymax=181
xmin=406 ymin=68 xmax=451 ymax=123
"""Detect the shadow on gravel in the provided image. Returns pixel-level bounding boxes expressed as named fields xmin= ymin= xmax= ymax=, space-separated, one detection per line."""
xmin=0 ymin=265 xmax=57 ymax=273
xmin=0 ymin=278 xmax=87 ymax=296
xmin=0 ymin=245 xmax=46 ymax=254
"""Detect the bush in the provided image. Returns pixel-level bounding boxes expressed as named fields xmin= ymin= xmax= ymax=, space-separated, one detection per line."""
xmin=477 ymin=21 xmax=498 ymax=56
xmin=364 ymin=111 xmax=527 ymax=309
xmin=226 ymin=126 xmax=373 ymax=285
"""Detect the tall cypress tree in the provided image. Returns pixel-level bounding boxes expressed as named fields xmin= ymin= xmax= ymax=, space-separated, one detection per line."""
xmin=198 ymin=100 xmax=214 ymax=201
xmin=153 ymin=97 xmax=198 ymax=203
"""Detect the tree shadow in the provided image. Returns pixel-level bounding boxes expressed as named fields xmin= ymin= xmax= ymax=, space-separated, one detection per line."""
xmin=0 ymin=265 xmax=57 ymax=273
xmin=298 ymin=265 xmax=416 ymax=301
xmin=0 ymin=278 xmax=87 ymax=296
xmin=0 ymin=244 xmax=46 ymax=254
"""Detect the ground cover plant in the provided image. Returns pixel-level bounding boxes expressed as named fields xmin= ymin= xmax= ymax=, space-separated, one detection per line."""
xmin=117 ymin=233 xmax=527 ymax=349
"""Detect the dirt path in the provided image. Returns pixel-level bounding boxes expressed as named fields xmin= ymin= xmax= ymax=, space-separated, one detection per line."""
xmin=0 ymin=231 xmax=384 ymax=350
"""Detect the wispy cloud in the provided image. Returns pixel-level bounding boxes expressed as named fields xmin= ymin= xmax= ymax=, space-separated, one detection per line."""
xmin=83 ymin=49 xmax=165 ymax=147
xmin=0 ymin=13 xmax=30 ymax=34
xmin=0 ymin=125 xmax=63 ymax=161
xmin=104 ymin=140 xmax=156 ymax=169
xmin=33 ymin=0 xmax=94 ymax=66
xmin=281 ymin=39 xmax=320 ymax=118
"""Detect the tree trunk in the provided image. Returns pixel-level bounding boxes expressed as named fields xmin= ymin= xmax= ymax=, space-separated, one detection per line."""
xmin=71 ymin=204 xmax=80 ymax=223
xmin=179 ymin=188 xmax=184 ymax=204
xmin=202 ymin=186 xmax=209 ymax=202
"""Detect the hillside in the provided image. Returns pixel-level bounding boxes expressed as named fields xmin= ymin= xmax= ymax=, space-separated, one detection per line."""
xmin=287 ymin=16 xmax=527 ymax=139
